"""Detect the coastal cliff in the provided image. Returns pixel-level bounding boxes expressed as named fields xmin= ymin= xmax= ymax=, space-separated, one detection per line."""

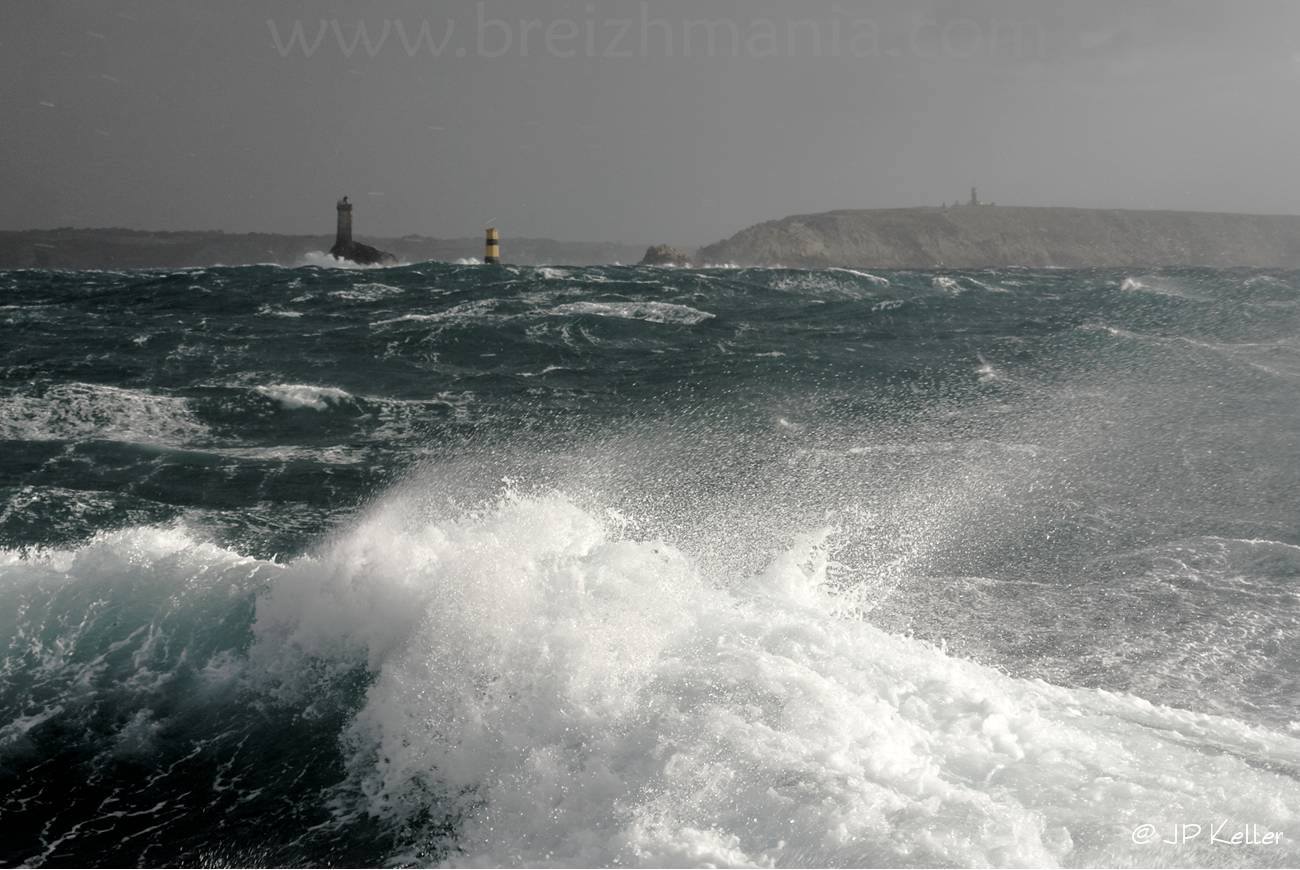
xmin=698 ymin=207 xmax=1300 ymax=269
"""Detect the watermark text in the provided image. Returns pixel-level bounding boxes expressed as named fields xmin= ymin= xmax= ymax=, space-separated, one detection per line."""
xmin=267 ymin=4 xmax=1047 ymax=62
xmin=1131 ymin=822 xmax=1286 ymax=847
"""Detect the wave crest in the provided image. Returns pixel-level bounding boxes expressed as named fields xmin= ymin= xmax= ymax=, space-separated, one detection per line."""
xmin=547 ymin=300 xmax=715 ymax=325
xmin=244 ymin=486 xmax=1300 ymax=867
xmin=254 ymin=383 xmax=354 ymax=411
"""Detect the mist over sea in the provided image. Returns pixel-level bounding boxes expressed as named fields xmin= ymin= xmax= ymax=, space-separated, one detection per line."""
xmin=1 ymin=261 xmax=1297 ymax=867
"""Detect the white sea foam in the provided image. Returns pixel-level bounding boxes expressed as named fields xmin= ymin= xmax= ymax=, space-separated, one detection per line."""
xmin=1179 ymin=336 xmax=1300 ymax=380
xmin=1117 ymin=276 xmax=1208 ymax=301
xmin=0 ymin=383 xmax=207 ymax=445
xmin=297 ymin=251 xmax=403 ymax=270
xmin=371 ymin=300 xmax=503 ymax=328
xmin=518 ymin=365 xmax=571 ymax=378
xmin=255 ymin=384 xmax=354 ymax=411
xmin=240 ymin=486 xmax=1300 ymax=868
xmin=932 ymin=275 xmax=963 ymax=293
xmin=976 ymin=354 xmax=1001 ymax=382
xmin=1243 ymin=274 xmax=1296 ymax=291
xmin=547 ymin=300 xmax=715 ymax=325
xmin=847 ymin=439 xmax=1043 ymax=457
xmin=258 ymin=306 xmax=304 ymax=318
xmin=332 ymin=282 xmax=404 ymax=302
xmin=200 ymin=445 xmax=368 ymax=465
xmin=771 ymin=272 xmax=878 ymax=299
xmin=828 ymin=267 xmax=891 ymax=286
xmin=1080 ymin=321 xmax=1151 ymax=342
xmin=0 ymin=524 xmax=273 ymax=732
xmin=1 ymin=482 xmax=1298 ymax=866
xmin=966 ymin=275 xmax=1009 ymax=293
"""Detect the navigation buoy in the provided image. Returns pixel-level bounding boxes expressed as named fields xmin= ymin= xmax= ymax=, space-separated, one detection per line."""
xmin=485 ymin=227 xmax=500 ymax=264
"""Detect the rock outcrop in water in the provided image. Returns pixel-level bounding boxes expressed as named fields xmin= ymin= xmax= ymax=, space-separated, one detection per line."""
xmin=698 ymin=207 xmax=1300 ymax=269
xmin=329 ymin=196 xmax=398 ymax=266
xmin=638 ymin=244 xmax=693 ymax=266
xmin=328 ymin=239 xmax=398 ymax=267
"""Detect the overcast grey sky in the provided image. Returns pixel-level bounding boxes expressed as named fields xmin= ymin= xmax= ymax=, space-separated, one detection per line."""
xmin=4 ymin=0 xmax=1299 ymax=244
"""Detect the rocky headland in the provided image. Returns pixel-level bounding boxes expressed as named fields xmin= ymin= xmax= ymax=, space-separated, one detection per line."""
xmin=698 ymin=207 xmax=1300 ymax=269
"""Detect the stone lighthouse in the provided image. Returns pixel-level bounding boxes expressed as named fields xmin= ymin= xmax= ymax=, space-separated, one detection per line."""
xmin=334 ymin=196 xmax=353 ymax=249
xmin=328 ymin=195 xmax=396 ymax=266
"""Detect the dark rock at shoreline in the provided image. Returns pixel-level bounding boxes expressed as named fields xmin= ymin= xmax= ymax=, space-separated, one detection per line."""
xmin=639 ymin=244 xmax=693 ymax=266
xmin=329 ymin=239 xmax=398 ymax=266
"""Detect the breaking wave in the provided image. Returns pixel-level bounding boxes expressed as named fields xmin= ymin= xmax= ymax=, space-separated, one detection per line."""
xmin=546 ymin=300 xmax=715 ymax=325
xmin=3 ymin=483 xmax=1297 ymax=867
xmin=255 ymin=383 xmax=355 ymax=411
xmin=297 ymin=251 xmax=405 ymax=270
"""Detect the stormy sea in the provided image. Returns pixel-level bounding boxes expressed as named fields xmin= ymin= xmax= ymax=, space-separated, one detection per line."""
xmin=1 ymin=261 xmax=1297 ymax=868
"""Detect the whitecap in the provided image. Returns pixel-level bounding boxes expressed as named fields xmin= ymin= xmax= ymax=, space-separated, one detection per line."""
xmin=296 ymin=251 xmax=404 ymax=270
xmin=975 ymin=355 xmax=1001 ymax=382
xmin=1117 ymin=276 xmax=1208 ymax=301
xmin=0 ymin=383 xmax=208 ymax=445
xmin=546 ymin=300 xmax=715 ymax=325
xmin=254 ymin=384 xmax=354 ymax=411
xmin=518 ymin=365 xmax=571 ymax=378
xmin=371 ymin=299 xmax=502 ymax=328
xmin=965 ymin=275 xmax=1009 ymax=293
xmin=241 ymin=487 xmax=1300 ymax=868
xmin=332 ymin=282 xmax=404 ymax=302
xmin=828 ymin=267 xmax=891 ymax=286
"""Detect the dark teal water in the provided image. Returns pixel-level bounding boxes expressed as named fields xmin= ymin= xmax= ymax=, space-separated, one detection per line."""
xmin=1 ymin=263 xmax=1297 ymax=867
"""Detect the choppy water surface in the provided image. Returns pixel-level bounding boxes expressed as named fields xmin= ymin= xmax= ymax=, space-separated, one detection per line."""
xmin=1 ymin=263 xmax=1297 ymax=867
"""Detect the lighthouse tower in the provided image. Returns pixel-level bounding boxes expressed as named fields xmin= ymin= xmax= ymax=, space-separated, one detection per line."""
xmin=335 ymin=196 xmax=353 ymax=248
xmin=328 ymin=194 xmax=396 ymax=265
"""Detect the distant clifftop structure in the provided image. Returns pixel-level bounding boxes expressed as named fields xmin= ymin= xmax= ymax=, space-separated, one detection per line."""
xmin=942 ymin=188 xmax=996 ymax=209
xmin=329 ymin=196 xmax=397 ymax=266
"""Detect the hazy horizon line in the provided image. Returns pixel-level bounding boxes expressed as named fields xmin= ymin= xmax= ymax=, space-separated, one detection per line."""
xmin=10 ymin=201 xmax=1300 ymax=247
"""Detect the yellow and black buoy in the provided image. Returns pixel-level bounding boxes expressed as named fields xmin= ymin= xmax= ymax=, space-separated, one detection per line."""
xmin=484 ymin=227 xmax=500 ymax=264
